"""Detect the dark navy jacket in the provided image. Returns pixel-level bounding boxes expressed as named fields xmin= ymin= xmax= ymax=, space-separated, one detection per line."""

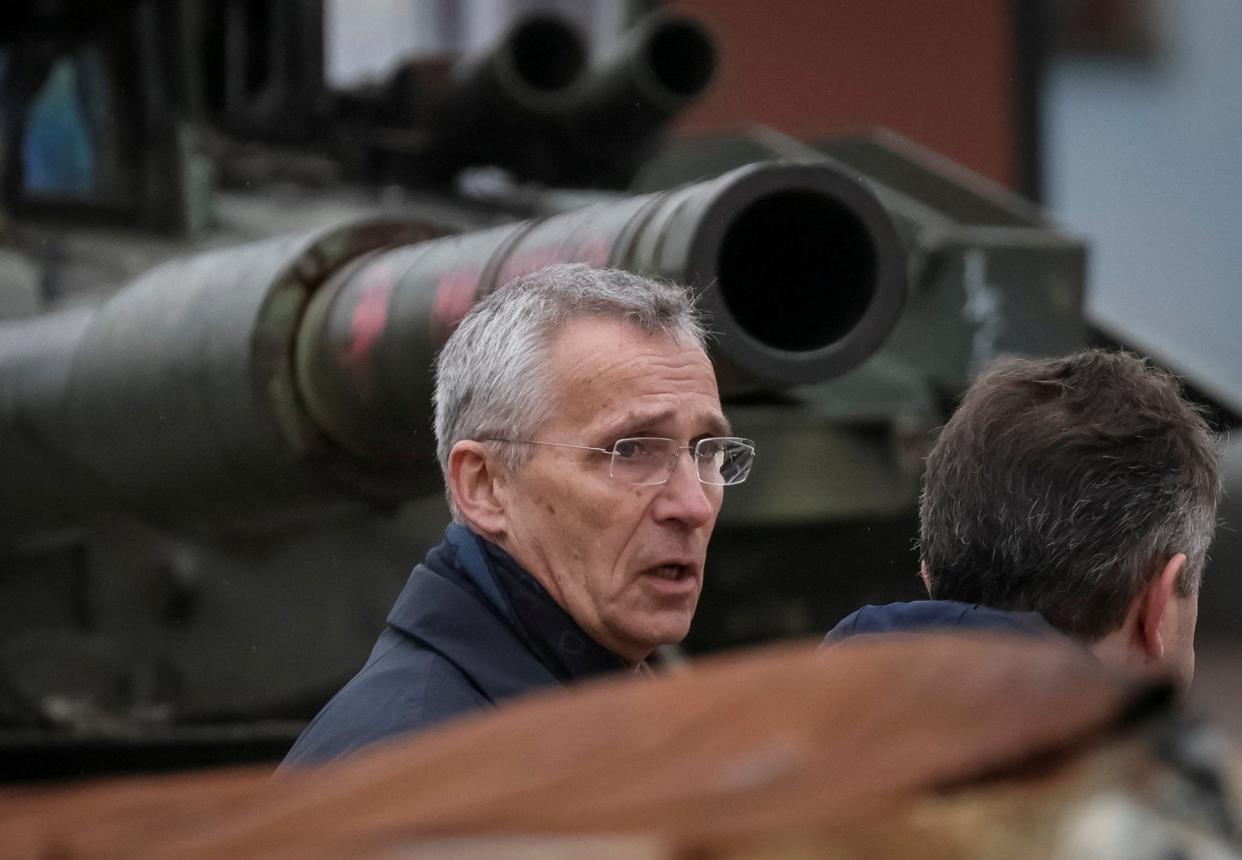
xmin=823 ymin=600 xmax=1059 ymax=646
xmin=281 ymin=525 xmax=628 ymax=768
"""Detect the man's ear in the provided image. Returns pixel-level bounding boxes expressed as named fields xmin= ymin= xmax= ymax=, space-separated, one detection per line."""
xmin=1134 ymin=553 xmax=1188 ymax=661
xmin=919 ymin=561 xmax=933 ymax=597
xmin=447 ymin=440 xmax=509 ymax=537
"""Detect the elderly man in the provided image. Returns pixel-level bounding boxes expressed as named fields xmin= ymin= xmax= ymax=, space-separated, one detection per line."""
xmin=826 ymin=350 xmax=1221 ymax=691
xmin=281 ymin=264 xmax=753 ymax=766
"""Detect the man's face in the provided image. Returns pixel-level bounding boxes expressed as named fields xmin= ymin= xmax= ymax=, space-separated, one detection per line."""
xmin=495 ymin=317 xmax=727 ymax=663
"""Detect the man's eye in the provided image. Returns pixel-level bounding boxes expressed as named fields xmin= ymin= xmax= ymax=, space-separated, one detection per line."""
xmin=613 ymin=439 xmax=652 ymax=459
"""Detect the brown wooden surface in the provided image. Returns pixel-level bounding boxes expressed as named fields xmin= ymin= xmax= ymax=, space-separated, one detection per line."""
xmin=0 ymin=634 xmax=1162 ymax=858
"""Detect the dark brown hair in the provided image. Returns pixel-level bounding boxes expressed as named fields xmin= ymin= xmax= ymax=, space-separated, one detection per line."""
xmin=919 ymin=350 xmax=1221 ymax=640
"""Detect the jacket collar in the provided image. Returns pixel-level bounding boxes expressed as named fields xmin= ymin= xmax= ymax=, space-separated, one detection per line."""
xmin=387 ymin=526 xmax=627 ymax=700
xmin=824 ymin=600 xmax=1062 ymax=646
xmin=386 ymin=565 xmax=558 ymax=703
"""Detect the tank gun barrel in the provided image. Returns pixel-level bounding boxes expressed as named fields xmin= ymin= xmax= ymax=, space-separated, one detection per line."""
xmin=413 ymin=12 xmax=589 ymax=181
xmin=446 ymin=11 xmax=588 ymax=119
xmin=0 ymin=160 xmax=905 ymax=541
xmin=601 ymin=12 xmax=718 ymax=118
xmin=406 ymin=12 xmax=716 ymax=186
xmin=559 ymin=12 xmax=718 ymax=186
xmin=299 ymin=161 xmax=904 ymax=462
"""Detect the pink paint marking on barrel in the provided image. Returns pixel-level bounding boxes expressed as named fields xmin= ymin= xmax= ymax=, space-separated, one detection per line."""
xmin=347 ymin=261 xmax=396 ymax=376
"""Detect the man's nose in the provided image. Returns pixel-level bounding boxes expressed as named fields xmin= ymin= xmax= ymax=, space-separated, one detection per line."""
xmin=651 ymin=450 xmax=718 ymax=528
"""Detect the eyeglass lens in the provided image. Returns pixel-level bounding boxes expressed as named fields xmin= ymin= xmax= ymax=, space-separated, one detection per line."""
xmin=609 ymin=438 xmax=754 ymax=486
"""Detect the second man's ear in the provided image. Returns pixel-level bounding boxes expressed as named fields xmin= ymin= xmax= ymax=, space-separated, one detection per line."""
xmin=1136 ymin=553 xmax=1188 ymax=661
xmin=446 ymin=440 xmax=509 ymax=538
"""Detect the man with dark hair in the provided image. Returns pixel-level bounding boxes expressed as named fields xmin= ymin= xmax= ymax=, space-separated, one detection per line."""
xmin=825 ymin=349 xmax=1221 ymax=690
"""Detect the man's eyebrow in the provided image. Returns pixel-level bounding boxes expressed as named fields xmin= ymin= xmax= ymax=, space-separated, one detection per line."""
xmin=601 ymin=408 xmax=676 ymax=436
xmin=687 ymin=407 xmax=731 ymax=436
xmin=601 ymin=408 xmax=732 ymax=437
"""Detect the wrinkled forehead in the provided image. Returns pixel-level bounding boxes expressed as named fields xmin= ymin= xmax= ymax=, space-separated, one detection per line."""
xmin=536 ymin=310 xmax=703 ymax=353
xmin=539 ymin=317 xmax=724 ymax=430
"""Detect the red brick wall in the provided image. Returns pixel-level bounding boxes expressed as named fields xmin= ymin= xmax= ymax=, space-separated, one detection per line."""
xmin=671 ymin=0 xmax=1020 ymax=188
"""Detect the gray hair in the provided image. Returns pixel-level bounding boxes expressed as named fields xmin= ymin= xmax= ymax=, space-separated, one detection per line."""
xmin=433 ymin=263 xmax=708 ymax=521
xmin=919 ymin=349 xmax=1222 ymax=641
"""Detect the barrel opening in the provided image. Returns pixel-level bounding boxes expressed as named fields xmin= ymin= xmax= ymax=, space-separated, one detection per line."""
xmin=644 ymin=20 xmax=716 ymax=99
xmin=510 ymin=17 xmax=587 ymax=93
xmin=717 ymin=191 xmax=877 ymax=353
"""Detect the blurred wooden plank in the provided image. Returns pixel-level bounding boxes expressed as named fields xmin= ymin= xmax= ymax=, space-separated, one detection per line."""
xmin=0 ymin=634 xmax=1186 ymax=858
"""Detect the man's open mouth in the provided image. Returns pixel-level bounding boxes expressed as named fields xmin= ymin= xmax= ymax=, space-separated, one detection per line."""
xmin=649 ymin=564 xmax=692 ymax=581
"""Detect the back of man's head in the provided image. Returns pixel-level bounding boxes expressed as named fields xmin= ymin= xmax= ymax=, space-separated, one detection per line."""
xmin=919 ymin=349 xmax=1221 ymax=642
